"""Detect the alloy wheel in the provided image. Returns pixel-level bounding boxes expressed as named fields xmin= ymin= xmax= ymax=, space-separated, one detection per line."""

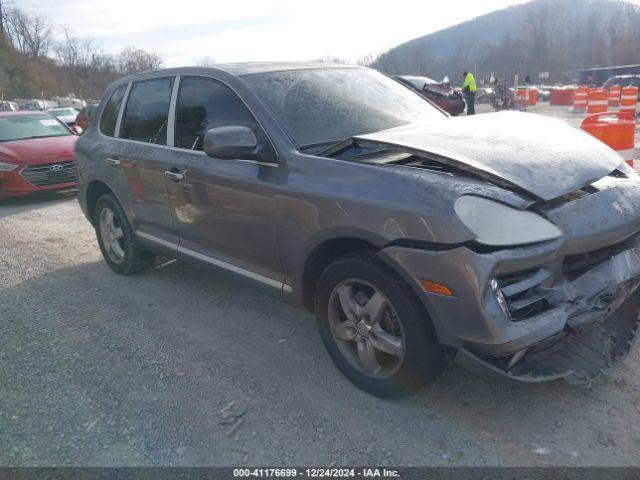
xmin=98 ymin=206 xmax=125 ymax=264
xmin=328 ymin=279 xmax=405 ymax=378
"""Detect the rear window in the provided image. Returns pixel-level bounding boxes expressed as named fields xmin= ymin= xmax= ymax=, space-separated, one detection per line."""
xmin=100 ymin=85 xmax=127 ymax=137
xmin=121 ymin=77 xmax=174 ymax=145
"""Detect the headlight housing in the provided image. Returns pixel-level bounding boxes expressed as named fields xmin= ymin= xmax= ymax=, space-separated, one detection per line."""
xmin=0 ymin=161 xmax=18 ymax=172
xmin=455 ymin=195 xmax=562 ymax=246
xmin=617 ymin=161 xmax=637 ymax=178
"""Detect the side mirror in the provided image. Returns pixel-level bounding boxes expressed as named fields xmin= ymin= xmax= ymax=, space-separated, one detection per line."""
xmin=71 ymin=125 xmax=83 ymax=135
xmin=203 ymin=126 xmax=260 ymax=159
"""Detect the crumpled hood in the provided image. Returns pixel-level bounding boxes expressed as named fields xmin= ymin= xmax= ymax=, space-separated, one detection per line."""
xmin=354 ymin=111 xmax=622 ymax=201
xmin=0 ymin=135 xmax=76 ymax=165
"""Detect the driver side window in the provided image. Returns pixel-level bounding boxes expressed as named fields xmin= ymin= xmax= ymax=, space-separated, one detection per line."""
xmin=174 ymin=77 xmax=260 ymax=151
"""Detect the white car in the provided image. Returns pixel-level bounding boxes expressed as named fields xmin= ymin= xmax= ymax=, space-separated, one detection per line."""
xmin=46 ymin=107 xmax=79 ymax=126
xmin=0 ymin=101 xmax=19 ymax=111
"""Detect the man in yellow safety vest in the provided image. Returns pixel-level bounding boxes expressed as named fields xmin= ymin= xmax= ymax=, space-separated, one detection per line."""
xmin=462 ymin=71 xmax=476 ymax=115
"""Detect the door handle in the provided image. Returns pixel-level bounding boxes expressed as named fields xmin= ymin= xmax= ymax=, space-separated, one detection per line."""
xmin=164 ymin=169 xmax=184 ymax=182
xmin=106 ymin=157 xmax=121 ymax=168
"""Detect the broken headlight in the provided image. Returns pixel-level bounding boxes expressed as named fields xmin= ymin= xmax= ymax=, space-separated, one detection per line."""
xmin=454 ymin=196 xmax=562 ymax=246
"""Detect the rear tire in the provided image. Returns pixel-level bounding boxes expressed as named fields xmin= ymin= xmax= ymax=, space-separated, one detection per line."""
xmin=94 ymin=193 xmax=154 ymax=275
xmin=315 ymin=253 xmax=445 ymax=398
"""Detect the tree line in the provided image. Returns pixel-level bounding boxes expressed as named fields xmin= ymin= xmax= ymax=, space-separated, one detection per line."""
xmin=0 ymin=3 xmax=163 ymax=99
xmin=371 ymin=0 xmax=640 ymax=84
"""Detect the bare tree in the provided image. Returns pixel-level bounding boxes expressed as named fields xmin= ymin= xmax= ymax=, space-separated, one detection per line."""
xmin=196 ymin=55 xmax=216 ymax=67
xmin=118 ymin=46 xmax=163 ymax=74
xmin=0 ymin=0 xmax=7 ymax=39
xmin=4 ymin=8 xmax=52 ymax=56
xmin=312 ymin=55 xmax=350 ymax=64
xmin=356 ymin=54 xmax=377 ymax=67
xmin=55 ymin=28 xmax=80 ymax=67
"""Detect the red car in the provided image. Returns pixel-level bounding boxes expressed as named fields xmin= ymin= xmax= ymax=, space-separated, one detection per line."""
xmin=395 ymin=75 xmax=466 ymax=116
xmin=75 ymin=104 xmax=99 ymax=132
xmin=0 ymin=111 xmax=79 ymax=200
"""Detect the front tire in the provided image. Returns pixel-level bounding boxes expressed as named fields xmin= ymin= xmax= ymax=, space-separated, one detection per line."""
xmin=315 ymin=253 xmax=445 ymax=398
xmin=94 ymin=193 xmax=154 ymax=275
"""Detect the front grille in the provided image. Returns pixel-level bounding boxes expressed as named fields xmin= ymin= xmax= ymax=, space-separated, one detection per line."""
xmin=495 ymin=236 xmax=638 ymax=321
xmin=562 ymin=239 xmax=633 ymax=281
xmin=496 ymin=268 xmax=552 ymax=321
xmin=21 ymin=161 xmax=77 ymax=187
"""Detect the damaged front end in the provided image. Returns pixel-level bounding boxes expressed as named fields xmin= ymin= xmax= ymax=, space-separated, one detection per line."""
xmin=456 ymin=238 xmax=640 ymax=384
xmin=341 ymin=117 xmax=640 ymax=385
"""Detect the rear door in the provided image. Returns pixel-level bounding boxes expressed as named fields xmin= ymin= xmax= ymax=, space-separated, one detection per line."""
xmin=163 ymin=75 xmax=285 ymax=292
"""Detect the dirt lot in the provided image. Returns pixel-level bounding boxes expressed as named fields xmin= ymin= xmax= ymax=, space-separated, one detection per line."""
xmin=1 ymin=104 xmax=640 ymax=467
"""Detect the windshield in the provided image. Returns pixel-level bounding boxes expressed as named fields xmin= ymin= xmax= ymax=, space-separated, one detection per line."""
xmin=0 ymin=115 xmax=71 ymax=142
xmin=243 ymin=68 xmax=444 ymax=150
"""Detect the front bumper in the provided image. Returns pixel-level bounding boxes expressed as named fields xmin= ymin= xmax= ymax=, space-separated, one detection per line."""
xmin=0 ymin=162 xmax=77 ymax=199
xmin=379 ymin=229 xmax=640 ymax=384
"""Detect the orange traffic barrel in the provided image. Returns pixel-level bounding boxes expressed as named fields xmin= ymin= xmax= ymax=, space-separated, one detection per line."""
xmin=571 ymin=86 xmax=588 ymax=113
xmin=528 ymin=88 xmax=537 ymax=106
xmin=620 ymin=86 xmax=638 ymax=117
xmin=581 ymin=111 xmax=636 ymax=166
xmin=587 ymin=88 xmax=608 ymax=114
xmin=608 ymin=85 xmax=621 ymax=107
xmin=550 ymin=87 xmax=574 ymax=105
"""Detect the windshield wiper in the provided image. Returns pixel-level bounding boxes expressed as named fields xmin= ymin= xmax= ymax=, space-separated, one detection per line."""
xmin=25 ymin=134 xmax=67 ymax=140
xmin=299 ymin=139 xmax=346 ymax=151
xmin=0 ymin=134 xmax=68 ymax=142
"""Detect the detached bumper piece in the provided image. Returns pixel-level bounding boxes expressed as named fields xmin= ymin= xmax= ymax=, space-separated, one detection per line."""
xmin=456 ymin=244 xmax=640 ymax=384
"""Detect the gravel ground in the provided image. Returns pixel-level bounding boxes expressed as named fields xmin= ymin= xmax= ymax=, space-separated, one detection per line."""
xmin=1 ymin=104 xmax=640 ymax=467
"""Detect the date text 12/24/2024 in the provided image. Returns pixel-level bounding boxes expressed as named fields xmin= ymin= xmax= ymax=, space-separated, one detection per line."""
xmin=233 ymin=468 xmax=400 ymax=478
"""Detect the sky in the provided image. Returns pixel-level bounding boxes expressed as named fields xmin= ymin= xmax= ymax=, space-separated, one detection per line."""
xmin=17 ymin=0 xmax=640 ymax=66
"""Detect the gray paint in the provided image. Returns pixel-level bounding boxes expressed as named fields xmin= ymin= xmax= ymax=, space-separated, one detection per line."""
xmin=75 ymin=63 xmax=640 ymax=383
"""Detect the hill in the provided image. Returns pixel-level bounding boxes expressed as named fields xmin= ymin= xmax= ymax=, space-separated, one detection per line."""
xmin=372 ymin=0 xmax=640 ymax=83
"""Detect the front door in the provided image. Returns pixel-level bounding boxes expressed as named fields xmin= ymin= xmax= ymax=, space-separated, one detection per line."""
xmin=164 ymin=76 xmax=284 ymax=291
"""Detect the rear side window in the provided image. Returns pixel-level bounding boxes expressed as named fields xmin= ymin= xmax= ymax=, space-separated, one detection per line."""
xmin=99 ymin=85 xmax=126 ymax=137
xmin=175 ymin=77 xmax=258 ymax=150
xmin=121 ymin=77 xmax=174 ymax=145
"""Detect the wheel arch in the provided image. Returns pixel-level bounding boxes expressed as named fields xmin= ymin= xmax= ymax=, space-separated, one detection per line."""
xmin=301 ymin=236 xmax=379 ymax=312
xmin=299 ymin=235 xmax=447 ymax=345
xmin=85 ymin=179 xmax=117 ymax=226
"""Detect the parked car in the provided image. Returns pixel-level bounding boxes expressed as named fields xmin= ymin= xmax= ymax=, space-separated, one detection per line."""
xmin=0 ymin=101 xmax=19 ymax=112
xmin=46 ymin=107 xmax=79 ymax=126
xmin=22 ymin=99 xmax=58 ymax=111
xmin=0 ymin=111 xmax=79 ymax=199
xmin=603 ymin=75 xmax=640 ymax=99
xmin=395 ymin=75 xmax=466 ymax=115
xmin=75 ymin=104 xmax=99 ymax=132
xmin=475 ymin=87 xmax=495 ymax=104
xmin=533 ymin=86 xmax=551 ymax=102
xmin=76 ymin=63 xmax=640 ymax=398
